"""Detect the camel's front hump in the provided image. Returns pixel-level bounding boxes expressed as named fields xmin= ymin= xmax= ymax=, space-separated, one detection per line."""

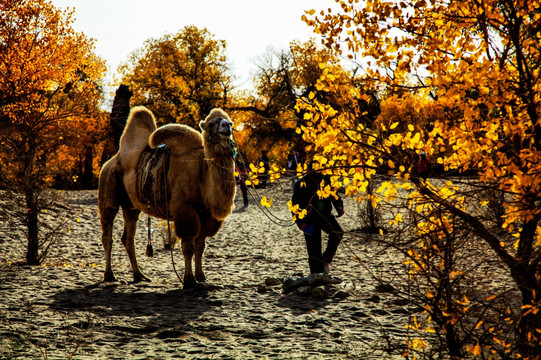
xmin=115 ymin=106 xmax=158 ymax=210
xmin=118 ymin=106 xmax=157 ymax=172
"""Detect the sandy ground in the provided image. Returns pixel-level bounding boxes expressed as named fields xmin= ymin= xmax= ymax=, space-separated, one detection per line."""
xmin=0 ymin=183 xmax=422 ymax=359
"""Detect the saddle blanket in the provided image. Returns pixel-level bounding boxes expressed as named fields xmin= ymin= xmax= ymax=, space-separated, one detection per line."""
xmin=135 ymin=144 xmax=170 ymax=218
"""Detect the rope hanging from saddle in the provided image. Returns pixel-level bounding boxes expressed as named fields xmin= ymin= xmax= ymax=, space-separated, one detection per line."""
xmin=135 ymin=143 xmax=171 ymax=257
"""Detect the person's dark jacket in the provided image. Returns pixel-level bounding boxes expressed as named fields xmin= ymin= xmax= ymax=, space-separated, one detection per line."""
xmin=291 ymin=172 xmax=343 ymax=228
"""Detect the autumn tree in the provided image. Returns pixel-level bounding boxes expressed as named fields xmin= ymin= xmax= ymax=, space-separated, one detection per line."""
xmin=0 ymin=0 xmax=106 ymax=264
xmin=237 ymin=39 xmax=380 ymax=168
xmin=288 ymin=0 xmax=541 ymax=357
xmin=54 ymin=110 xmax=109 ymax=189
xmin=119 ymin=25 xmax=233 ymax=128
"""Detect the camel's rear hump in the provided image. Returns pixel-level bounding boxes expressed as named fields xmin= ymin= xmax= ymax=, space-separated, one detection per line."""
xmin=149 ymin=123 xmax=203 ymax=151
xmin=118 ymin=106 xmax=157 ymax=169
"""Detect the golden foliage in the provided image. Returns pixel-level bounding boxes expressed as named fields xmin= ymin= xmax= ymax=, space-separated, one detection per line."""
xmin=0 ymin=0 xmax=106 ymax=189
xmin=119 ymin=25 xmax=231 ymax=128
xmin=0 ymin=0 xmax=107 ymax=264
xmin=301 ymin=0 xmax=541 ymax=254
xmin=299 ymin=0 xmax=541 ymax=356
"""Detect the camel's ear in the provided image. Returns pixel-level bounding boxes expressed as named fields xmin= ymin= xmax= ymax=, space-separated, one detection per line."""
xmin=199 ymin=120 xmax=207 ymax=131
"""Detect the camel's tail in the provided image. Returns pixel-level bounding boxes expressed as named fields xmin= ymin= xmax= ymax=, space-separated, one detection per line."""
xmin=118 ymin=106 xmax=158 ymax=169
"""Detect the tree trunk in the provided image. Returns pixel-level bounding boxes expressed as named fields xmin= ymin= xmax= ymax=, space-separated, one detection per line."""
xmin=510 ymin=218 xmax=541 ymax=357
xmin=25 ymin=188 xmax=39 ymax=265
xmin=514 ymin=273 xmax=541 ymax=357
xmin=442 ymin=320 xmax=463 ymax=359
xmin=81 ymin=144 xmax=94 ymax=189
xmin=22 ymin=142 xmax=40 ymax=265
xmin=366 ymin=180 xmax=377 ymax=230
xmin=517 ymin=310 xmax=541 ymax=358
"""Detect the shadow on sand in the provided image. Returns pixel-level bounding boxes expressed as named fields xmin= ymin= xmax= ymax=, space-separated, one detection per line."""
xmin=49 ymin=281 xmax=221 ymax=321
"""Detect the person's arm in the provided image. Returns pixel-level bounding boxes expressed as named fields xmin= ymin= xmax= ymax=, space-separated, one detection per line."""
xmin=320 ymin=175 xmax=344 ymax=217
xmin=332 ymin=196 xmax=345 ymax=217
xmin=292 ymin=180 xmax=315 ymax=233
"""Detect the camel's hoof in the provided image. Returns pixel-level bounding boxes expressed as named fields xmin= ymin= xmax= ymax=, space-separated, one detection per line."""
xmin=103 ymin=272 xmax=117 ymax=282
xmin=195 ymin=274 xmax=207 ymax=283
xmin=183 ymin=278 xmax=197 ymax=289
xmin=133 ymin=273 xmax=151 ymax=283
xmin=194 ymin=281 xmax=211 ymax=292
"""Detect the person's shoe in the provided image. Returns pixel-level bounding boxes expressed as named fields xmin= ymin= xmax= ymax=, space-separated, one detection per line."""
xmin=323 ymin=262 xmax=330 ymax=274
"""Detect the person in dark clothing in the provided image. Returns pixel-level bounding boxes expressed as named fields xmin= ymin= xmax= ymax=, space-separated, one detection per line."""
xmin=235 ymin=159 xmax=249 ymax=207
xmin=291 ymin=167 xmax=345 ymax=274
xmin=287 ymin=150 xmax=301 ymax=190
xmin=257 ymin=150 xmax=270 ymax=188
xmin=418 ymin=151 xmax=431 ymax=180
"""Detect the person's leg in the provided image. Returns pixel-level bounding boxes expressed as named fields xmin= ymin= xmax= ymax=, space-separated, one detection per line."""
xmin=321 ymin=215 xmax=344 ymax=265
xmin=304 ymin=226 xmax=324 ymax=273
xmin=241 ymin=182 xmax=248 ymax=206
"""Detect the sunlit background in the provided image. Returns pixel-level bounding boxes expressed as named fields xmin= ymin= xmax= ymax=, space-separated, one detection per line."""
xmin=51 ymin=0 xmax=337 ymax=106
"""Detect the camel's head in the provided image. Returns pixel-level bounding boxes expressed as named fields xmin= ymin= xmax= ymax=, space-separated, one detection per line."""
xmin=199 ymin=108 xmax=233 ymax=142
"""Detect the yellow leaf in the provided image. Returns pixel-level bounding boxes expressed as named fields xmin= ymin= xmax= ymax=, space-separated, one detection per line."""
xmin=261 ymin=196 xmax=273 ymax=208
xmin=390 ymin=122 xmax=399 ymax=129
xmin=473 ymin=342 xmax=482 ymax=356
xmin=475 ymin=320 xmax=483 ymax=329
xmin=408 ymin=124 xmax=414 ymax=131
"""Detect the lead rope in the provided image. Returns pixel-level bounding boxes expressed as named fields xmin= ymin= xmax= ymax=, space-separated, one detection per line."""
xmin=145 ymin=203 xmax=154 ymax=257
xmin=168 ymin=219 xmax=184 ymax=285
xmin=231 ymin=133 xmax=295 ymax=227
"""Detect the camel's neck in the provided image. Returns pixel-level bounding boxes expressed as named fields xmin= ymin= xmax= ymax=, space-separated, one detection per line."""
xmin=203 ymin=140 xmax=236 ymax=220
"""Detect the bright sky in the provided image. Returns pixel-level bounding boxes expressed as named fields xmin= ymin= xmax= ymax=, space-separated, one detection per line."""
xmin=51 ymin=0 xmax=336 ymax=107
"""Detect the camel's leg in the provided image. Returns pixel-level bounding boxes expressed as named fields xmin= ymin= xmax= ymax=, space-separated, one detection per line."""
xmin=194 ymin=236 xmax=207 ymax=282
xmin=100 ymin=207 xmax=118 ymax=282
xmin=98 ymin=158 xmax=120 ymax=282
xmin=193 ymin=217 xmax=222 ymax=283
xmin=120 ymin=206 xmax=149 ymax=282
xmin=182 ymin=238 xmax=197 ymax=288
xmin=173 ymin=206 xmax=202 ymax=288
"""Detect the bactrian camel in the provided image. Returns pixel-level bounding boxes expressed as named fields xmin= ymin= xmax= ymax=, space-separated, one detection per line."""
xmin=98 ymin=106 xmax=236 ymax=288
